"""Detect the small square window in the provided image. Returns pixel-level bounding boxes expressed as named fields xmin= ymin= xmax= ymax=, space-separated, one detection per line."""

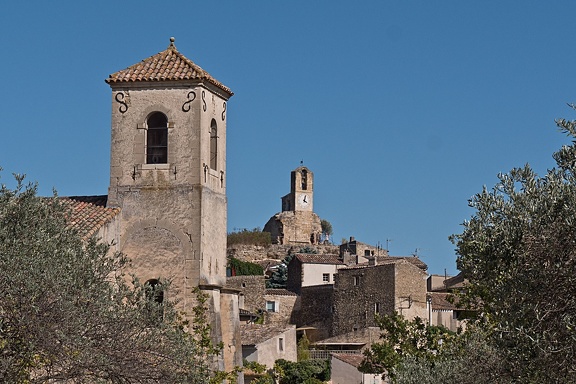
xmin=322 ymin=273 xmax=330 ymax=282
xmin=266 ymin=301 xmax=278 ymax=312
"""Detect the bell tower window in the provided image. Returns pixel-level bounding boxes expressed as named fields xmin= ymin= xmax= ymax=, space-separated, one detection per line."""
xmin=210 ymin=119 xmax=218 ymax=170
xmin=301 ymin=169 xmax=308 ymax=190
xmin=146 ymin=112 xmax=168 ymax=164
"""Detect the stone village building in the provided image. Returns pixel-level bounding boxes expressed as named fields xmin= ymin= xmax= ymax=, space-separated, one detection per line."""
xmin=293 ymin=254 xmax=429 ymax=341
xmin=38 ymin=38 xmax=466 ymax=382
xmin=230 ymin=167 xmax=463 ymax=355
xmin=61 ymin=38 xmax=243 ymax=381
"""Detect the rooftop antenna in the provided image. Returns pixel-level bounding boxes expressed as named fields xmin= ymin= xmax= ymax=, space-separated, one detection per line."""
xmin=386 ymin=238 xmax=392 ymax=252
xmin=413 ymin=248 xmax=421 ymax=257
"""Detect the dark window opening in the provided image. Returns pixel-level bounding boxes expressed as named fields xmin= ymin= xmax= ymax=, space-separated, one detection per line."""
xmin=145 ymin=279 xmax=164 ymax=323
xmin=301 ymin=170 xmax=308 ymax=190
xmin=210 ymin=119 xmax=218 ymax=170
xmin=145 ymin=279 xmax=164 ymax=304
xmin=146 ymin=112 xmax=168 ymax=164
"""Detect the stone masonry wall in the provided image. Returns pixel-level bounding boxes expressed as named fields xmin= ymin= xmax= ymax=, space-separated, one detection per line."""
xmin=264 ymin=292 xmax=299 ymax=326
xmin=393 ymin=261 xmax=428 ymax=320
xmin=227 ymin=244 xmax=339 ymax=262
xmin=332 ymin=264 xmax=396 ymax=337
xmin=226 ymin=275 xmax=266 ymax=313
xmin=298 ymin=285 xmax=334 ymax=341
xmin=286 ymin=258 xmax=303 ymax=294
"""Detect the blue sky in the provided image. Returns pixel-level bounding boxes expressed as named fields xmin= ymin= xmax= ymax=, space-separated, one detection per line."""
xmin=1 ymin=1 xmax=575 ymax=275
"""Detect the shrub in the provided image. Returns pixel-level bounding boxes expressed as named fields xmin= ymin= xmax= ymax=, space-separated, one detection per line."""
xmin=227 ymin=227 xmax=271 ymax=247
xmin=228 ymin=257 xmax=263 ymax=276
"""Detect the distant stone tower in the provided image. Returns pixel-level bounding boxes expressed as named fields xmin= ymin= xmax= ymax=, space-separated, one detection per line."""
xmin=105 ymin=38 xmax=242 ymax=378
xmin=264 ymin=166 xmax=322 ymax=244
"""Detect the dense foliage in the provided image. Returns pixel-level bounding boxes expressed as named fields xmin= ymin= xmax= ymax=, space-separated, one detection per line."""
xmin=227 ymin=227 xmax=271 ymax=247
xmin=266 ymin=254 xmax=292 ymax=288
xmin=0 ymin=175 xmax=225 ymax=383
xmin=320 ymin=219 xmax=333 ymax=236
xmin=228 ymin=256 xmax=264 ymax=276
xmin=353 ymin=116 xmax=576 ymax=383
xmin=274 ymin=358 xmax=330 ymax=384
xmin=392 ymin=327 xmax=507 ymax=384
xmin=297 ymin=334 xmax=311 ymax=361
xmin=266 ymin=246 xmax=317 ymax=288
xmin=245 ymin=357 xmax=330 ymax=384
xmin=449 ymin=116 xmax=576 ymax=382
xmin=359 ymin=312 xmax=454 ymax=381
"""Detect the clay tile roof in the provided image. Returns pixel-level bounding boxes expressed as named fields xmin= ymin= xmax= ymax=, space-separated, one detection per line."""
xmin=295 ymin=253 xmax=343 ymax=265
xmin=444 ymin=272 xmax=467 ymax=290
xmin=265 ymin=288 xmax=297 ymax=296
xmin=332 ymin=353 xmax=365 ymax=368
xmin=59 ymin=196 xmax=120 ymax=240
xmin=429 ymin=292 xmax=460 ymax=311
xmin=377 ymin=255 xmax=428 ymax=270
xmin=106 ymin=38 xmax=233 ymax=96
xmin=239 ymin=308 xmax=258 ymax=317
xmin=241 ymin=324 xmax=294 ymax=346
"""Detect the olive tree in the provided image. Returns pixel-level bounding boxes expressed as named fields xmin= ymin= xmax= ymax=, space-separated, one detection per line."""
xmin=359 ymin=312 xmax=454 ymax=381
xmin=450 ymin=114 xmax=576 ymax=381
xmin=0 ymin=175 xmax=217 ymax=383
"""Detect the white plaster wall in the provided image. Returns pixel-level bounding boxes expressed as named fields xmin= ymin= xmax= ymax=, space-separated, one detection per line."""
xmin=331 ymin=357 xmax=363 ymax=384
xmin=252 ymin=326 xmax=297 ymax=369
xmin=302 ymin=263 xmax=339 ymax=287
xmin=331 ymin=357 xmax=384 ymax=384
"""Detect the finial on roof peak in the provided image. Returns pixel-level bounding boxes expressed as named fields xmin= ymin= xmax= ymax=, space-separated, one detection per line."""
xmin=169 ymin=37 xmax=176 ymax=48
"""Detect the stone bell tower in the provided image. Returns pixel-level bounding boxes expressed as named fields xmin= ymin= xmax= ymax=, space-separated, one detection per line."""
xmin=105 ymin=38 xmax=242 ymax=377
xmin=264 ymin=166 xmax=322 ymax=244
xmin=283 ymin=166 xmax=314 ymax=213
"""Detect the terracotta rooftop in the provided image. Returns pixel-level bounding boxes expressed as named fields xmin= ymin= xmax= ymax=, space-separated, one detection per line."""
xmin=332 ymin=353 xmax=365 ymax=368
xmin=429 ymin=292 xmax=460 ymax=311
xmin=314 ymin=326 xmax=380 ymax=346
xmin=239 ymin=308 xmax=259 ymax=318
xmin=241 ymin=324 xmax=294 ymax=346
xmin=106 ymin=37 xmax=232 ymax=96
xmin=444 ymin=272 xmax=467 ymax=290
xmin=265 ymin=288 xmax=297 ymax=296
xmin=59 ymin=196 xmax=120 ymax=240
xmin=377 ymin=255 xmax=428 ymax=270
xmin=295 ymin=253 xmax=343 ymax=265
